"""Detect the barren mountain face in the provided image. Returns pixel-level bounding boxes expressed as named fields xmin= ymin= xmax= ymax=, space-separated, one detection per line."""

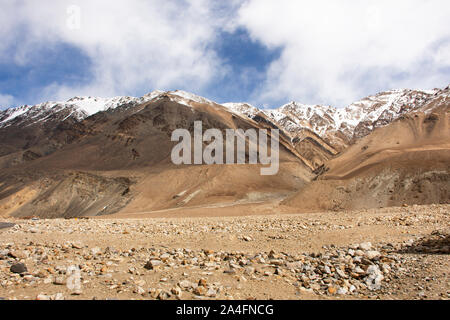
xmin=227 ymin=86 xmax=450 ymax=150
xmin=0 ymin=92 xmax=312 ymax=218
xmin=0 ymin=86 xmax=448 ymax=219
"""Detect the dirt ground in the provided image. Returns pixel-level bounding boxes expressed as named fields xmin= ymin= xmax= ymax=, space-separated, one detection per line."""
xmin=0 ymin=204 xmax=448 ymax=300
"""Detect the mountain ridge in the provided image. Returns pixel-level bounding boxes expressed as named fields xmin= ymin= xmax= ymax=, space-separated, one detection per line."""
xmin=2 ymin=85 xmax=448 ymax=143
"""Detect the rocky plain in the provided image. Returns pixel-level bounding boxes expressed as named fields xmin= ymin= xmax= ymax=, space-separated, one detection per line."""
xmin=0 ymin=204 xmax=448 ymax=300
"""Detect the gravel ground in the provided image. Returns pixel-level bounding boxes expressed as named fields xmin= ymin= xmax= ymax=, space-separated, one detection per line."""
xmin=0 ymin=204 xmax=448 ymax=300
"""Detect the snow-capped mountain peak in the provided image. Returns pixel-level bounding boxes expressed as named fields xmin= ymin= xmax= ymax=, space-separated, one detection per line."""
xmin=222 ymin=102 xmax=260 ymax=118
xmin=1 ymin=86 xmax=448 ymax=148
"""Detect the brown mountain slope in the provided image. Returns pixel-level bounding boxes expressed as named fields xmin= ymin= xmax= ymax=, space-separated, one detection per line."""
xmin=282 ymin=106 xmax=450 ymax=211
xmin=292 ymin=129 xmax=339 ymax=169
xmin=0 ymin=95 xmax=313 ymax=218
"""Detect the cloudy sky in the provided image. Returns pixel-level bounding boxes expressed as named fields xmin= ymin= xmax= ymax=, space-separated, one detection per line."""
xmin=1 ymin=0 xmax=449 ymax=109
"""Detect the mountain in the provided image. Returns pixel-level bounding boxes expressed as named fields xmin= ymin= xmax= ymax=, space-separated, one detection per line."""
xmin=0 ymin=91 xmax=312 ymax=218
xmin=283 ymin=101 xmax=450 ymax=211
xmin=0 ymin=85 xmax=448 ymax=218
xmin=225 ymin=86 xmax=450 ymax=151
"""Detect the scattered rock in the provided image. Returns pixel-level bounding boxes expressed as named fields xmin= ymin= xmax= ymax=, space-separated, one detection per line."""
xmin=36 ymin=294 xmax=50 ymax=300
xmin=194 ymin=286 xmax=207 ymax=296
xmin=53 ymin=276 xmax=66 ymax=285
xmin=10 ymin=263 xmax=27 ymax=274
xmin=144 ymin=260 xmax=162 ymax=270
xmin=359 ymin=242 xmax=372 ymax=251
xmin=366 ymin=251 xmax=381 ymax=259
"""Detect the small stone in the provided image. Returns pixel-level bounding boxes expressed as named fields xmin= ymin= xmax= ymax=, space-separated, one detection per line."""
xmin=244 ymin=266 xmax=255 ymax=275
xmin=337 ymin=287 xmax=348 ymax=295
xmin=206 ymin=288 xmax=217 ymax=297
xmin=134 ymin=286 xmax=145 ymax=295
xmin=149 ymin=289 xmax=161 ymax=299
xmin=157 ymin=290 xmax=171 ymax=300
xmin=359 ymin=242 xmax=372 ymax=251
xmin=336 ymin=268 xmax=347 ymax=279
xmin=90 ymin=247 xmax=101 ymax=256
xmin=72 ymin=242 xmax=83 ymax=249
xmin=354 ymin=266 xmax=365 ymax=274
xmin=23 ymin=275 xmax=35 ymax=282
xmin=324 ymin=266 xmax=331 ymax=274
xmin=194 ymin=286 xmax=207 ymax=296
xmin=274 ymin=268 xmax=283 ymax=276
xmin=52 ymin=293 xmax=65 ymax=300
xmin=144 ymin=260 xmax=162 ymax=270
xmin=366 ymin=251 xmax=380 ymax=259
xmin=365 ymin=265 xmax=384 ymax=291
xmin=8 ymin=250 xmax=28 ymax=259
xmin=224 ymin=269 xmax=236 ymax=275
xmin=178 ymin=280 xmax=193 ymax=289
xmin=160 ymin=253 xmax=170 ymax=260
xmin=270 ymin=259 xmax=283 ymax=266
xmin=36 ymin=294 xmax=50 ymax=300
xmin=43 ymin=277 xmax=52 ymax=284
xmin=171 ymin=287 xmax=182 ymax=297
xmin=10 ymin=263 xmax=27 ymax=274
xmin=71 ymin=289 xmax=83 ymax=296
xmin=198 ymin=279 xmax=207 ymax=287
xmin=355 ymin=250 xmax=365 ymax=256
xmin=53 ymin=276 xmax=66 ymax=285
xmin=328 ymin=286 xmax=337 ymax=295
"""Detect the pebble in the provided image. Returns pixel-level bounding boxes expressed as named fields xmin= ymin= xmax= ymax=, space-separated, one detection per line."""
xmin=53 ymin=276 xmax=66 ymax=285
xmin=366 ymin=251 xmax=381 ymax=259
xmin=337 ymin=287 xmax=348 ymax=295
xmin=193 ymin=286 xmax=207 ymax=296
xmin=178 ymin=280 xmax=193 ymax=289
xmin=36 ymin=294 xmax=50 ymax=300
xmin=0 ymin=207 xmax=447 ymax=300
xmin=144 ymin=260 xmax=162 ymax=270
xmin=10 ymin=263 xmax=27 ymax=274
xmin=359 ymin=242 xmax=372 ymax=251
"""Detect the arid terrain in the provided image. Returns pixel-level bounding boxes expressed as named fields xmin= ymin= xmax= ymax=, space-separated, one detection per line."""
xmin=0 ymin=87 xmax=448 ymax=301
xmin=0 ymin=204 xmax=448 ymax=300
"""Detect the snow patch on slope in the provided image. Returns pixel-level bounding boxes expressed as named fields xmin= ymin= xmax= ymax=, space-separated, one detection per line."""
xmin=222 ymin=102 xmax=259 ymax=118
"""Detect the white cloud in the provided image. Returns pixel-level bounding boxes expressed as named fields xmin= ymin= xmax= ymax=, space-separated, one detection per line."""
xmin=0 ymin=94 xmax=14 ymax=108
xmin=0 ymin=0 xmax=237 ymax=102
xmin=1 ymin=1 xmax=449 ymax=108
xmin=236 ymin=0 xmax=450 ymax=107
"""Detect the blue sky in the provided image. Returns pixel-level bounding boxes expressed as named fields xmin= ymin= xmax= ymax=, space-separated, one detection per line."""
xmin=202 ymin=28 xmax=282 ymax=105
xmin=0 ymin=43 xmax=92 ymax=106
xmin=0 ymin=27 xmax=282 ymax=109
xmin=1 ymin=1 xmax=449 ymax=110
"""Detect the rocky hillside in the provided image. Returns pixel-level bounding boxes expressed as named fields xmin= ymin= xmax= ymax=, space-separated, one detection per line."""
xmin=2 ymin=85 xmax=448 ymax=157
xmin=283 ymin=105 xmax=450 ymax=211
xmin=0 ymin=92 xmax=313 ymax=219
xmin=0 ymin=85 xmax=448 ymax=218
xmin=226 ymin=86 xmax=450 ymax=150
